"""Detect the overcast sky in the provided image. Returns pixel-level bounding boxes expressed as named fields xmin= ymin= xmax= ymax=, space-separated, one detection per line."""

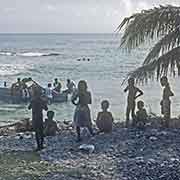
xmin=0 ymin=0 xmax=180 ymax=33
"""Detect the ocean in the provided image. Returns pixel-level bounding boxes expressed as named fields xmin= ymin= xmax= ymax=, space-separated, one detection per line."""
xmin=0 ymin=33 xmax=180 ymax=125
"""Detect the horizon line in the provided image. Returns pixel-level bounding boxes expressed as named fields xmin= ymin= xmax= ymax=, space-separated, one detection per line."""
xmin=0 ymin=32 xmax=117 ymax=34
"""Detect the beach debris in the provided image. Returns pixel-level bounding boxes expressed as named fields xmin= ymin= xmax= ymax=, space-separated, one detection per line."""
xmin=79 ymin=144 xmax=95 ymax=153
xmin=149 ymin=136 xmax=158 ymax=141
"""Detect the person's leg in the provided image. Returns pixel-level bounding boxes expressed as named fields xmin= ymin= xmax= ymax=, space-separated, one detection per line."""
xmin=163 ymin=100 xmax=170 ymax=128
xmin=131 ymin=102 xmax=136 ymax=120
xmin=131 ymin=102 xmax=136 ymax=126
xmin=35 ymin=130 xmax=41 ymax=150
xmin=87 ymin=126 xmax=94 ymax=136
xmin=76 ymin=126 xmax=81 ymax=142
xmin=39 ymin=126 xmax=44 ymax=149
xmin=126 ymin=106 xmax=131 ymax=127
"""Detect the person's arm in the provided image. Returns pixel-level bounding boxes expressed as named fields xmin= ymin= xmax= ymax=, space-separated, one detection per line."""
xmin=124 ymin=86 xmax=129 ymax=93
xmin=96 ymin=112 xmax=101 ymax=122
xmin=135 ymin=88 xmax=143 ymax=99
xmin=28 ymin=102 xmax=32 ymax=110
xmin=42 ymin=100 xmax=48 ymax=111
xmin=169 ymin=87 xmax=174 ymax=97
xmin=88 ymin=92 xmax=92 ymax=104
xmin=144 ymin=109 xmax=148 ymax=118
xmin=55 ymin=122 xmax=60 ymax=132
xmin=71 ymin=92 xmax=78 ymax=105
xmin=110 ymin=112 xmax=114 ymax=122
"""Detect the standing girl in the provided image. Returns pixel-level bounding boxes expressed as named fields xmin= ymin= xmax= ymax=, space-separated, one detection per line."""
xmin=72 ymin=80 xmax=94 ymax=142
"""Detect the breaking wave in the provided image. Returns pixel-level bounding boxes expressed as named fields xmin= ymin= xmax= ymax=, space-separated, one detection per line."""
xmin=0 ymin=51 xmax=60 ymax=57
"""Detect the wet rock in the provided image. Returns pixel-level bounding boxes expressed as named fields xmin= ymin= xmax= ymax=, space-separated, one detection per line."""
xmin=149 ymin=136 xmax=158 ymax=141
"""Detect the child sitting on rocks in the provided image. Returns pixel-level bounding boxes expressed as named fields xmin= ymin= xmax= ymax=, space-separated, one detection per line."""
xmin=44 ymin=111 xmax=59 ymax=137
xmin=134 ymin=100 xmax=148 ymax=129
xmin=96 ymin=100 xmax=114 ymax=133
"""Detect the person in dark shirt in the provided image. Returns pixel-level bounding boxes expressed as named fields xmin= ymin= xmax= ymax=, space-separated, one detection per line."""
xmin=44 ymin=111 xmax=59 ymax=136
xmin=53 ymin=78 xmax=62 ymax=93
xmin=28 ymin=86 xmax=48 ymax=151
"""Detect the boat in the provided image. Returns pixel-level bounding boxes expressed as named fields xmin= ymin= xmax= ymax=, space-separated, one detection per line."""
xmin=0 ymin=80 xmax=68 ymax=104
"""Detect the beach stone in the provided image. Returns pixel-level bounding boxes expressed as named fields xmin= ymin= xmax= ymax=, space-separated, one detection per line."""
xmin=149 ymin=136 xmax=158 ymax=141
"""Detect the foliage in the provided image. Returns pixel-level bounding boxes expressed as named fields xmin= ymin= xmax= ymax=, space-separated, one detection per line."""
xmin=118 ymin=5 xmax=180 ymax=83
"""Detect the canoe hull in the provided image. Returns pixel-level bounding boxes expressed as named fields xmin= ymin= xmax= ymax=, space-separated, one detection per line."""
xmin=0 ymin=87 xmax=68 ymax=104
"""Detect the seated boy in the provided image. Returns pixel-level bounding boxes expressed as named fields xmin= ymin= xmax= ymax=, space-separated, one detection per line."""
xmin=44 ymin=111 xmax=59 ymax=136
xmin=134 ymin=100 xmax=148 ymax=128
xmin=96 ymin=100 xmax=114 ymax=133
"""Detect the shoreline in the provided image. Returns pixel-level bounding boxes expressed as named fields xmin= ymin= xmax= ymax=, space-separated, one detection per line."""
xmin=1 ymin=121 xmax=180 ymax=179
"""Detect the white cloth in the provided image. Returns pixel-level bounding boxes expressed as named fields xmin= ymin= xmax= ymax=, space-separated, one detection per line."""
xmin=45 ymin=87 xmax=53 ymax=99
xmin=22 ymin=88 xmax=30 ymax=99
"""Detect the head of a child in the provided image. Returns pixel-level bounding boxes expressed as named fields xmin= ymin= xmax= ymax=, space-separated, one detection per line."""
xmin=137 ymin=100 xmax=144 ymax=110
xmin=101 ymin=100 xmax=109 ymax=112
xmin=160 ymin=76 xmax=168 ymax=87
xmin=128 ymin=77 xmax=135 ymax=87
xmin=47 ymin=111 xmax=55 ymax=120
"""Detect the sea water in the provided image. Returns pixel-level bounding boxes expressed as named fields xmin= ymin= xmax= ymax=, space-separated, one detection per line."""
xmin=0 ymin=33 xmax=180 ymax=125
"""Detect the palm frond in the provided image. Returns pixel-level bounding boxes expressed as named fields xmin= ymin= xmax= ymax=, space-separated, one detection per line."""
xmin=117 ymin=5 xmax=180 ymax=51
xmin=127 ymin=46 xmax=180 ymax=83
xmin=143 ymin=26 xmax=180 ymax=65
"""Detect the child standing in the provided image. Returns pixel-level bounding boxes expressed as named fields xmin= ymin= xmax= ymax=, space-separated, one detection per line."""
xmin=71 ymin=80 xmax=94 ymax=142
xmin=124 ymin=78 xmax=143 ymax=127
xmin=28 ymin=86 xmax=48 ymax=151
xmin=160 ymin=76 xmax=174 ymax=128
xmin=96 ymin=100 xmax=114 ymax=133
xmin=134 ymin=100 xmax=148 ymax=129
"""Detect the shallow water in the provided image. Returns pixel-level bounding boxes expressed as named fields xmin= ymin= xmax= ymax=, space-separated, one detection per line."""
xmin=0 ymin=33 xmax=180 ymax=125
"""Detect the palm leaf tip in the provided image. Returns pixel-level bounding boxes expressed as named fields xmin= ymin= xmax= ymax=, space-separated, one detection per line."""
xmin=128 ymin=47 xmax=180 ymax=83
xmin=118 ymin=5 xmax=180 ymax=51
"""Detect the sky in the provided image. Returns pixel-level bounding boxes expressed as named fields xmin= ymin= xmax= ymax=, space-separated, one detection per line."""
xmin=0 ymin=0 xmax=180 ymax=33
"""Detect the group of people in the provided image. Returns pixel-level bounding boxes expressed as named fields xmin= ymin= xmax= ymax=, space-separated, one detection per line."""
xmin=28 ymin=76 xmax=174 ymax=151
xmin=124 ymin=76 xmax=174 ymax=128
xmin=11 ymin=77 xmax=32 ymax=103
xmin=45 ymin=78 xmax=76 ymax=103
xmin=10 ymin=77 xmax=76 ymax=104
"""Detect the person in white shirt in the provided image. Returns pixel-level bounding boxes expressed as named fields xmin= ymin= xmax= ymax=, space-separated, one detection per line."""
xmin=66 ymin=79 xmax=76 ymax=94
xmin=45 ymin=83 xmax=53 ymax=104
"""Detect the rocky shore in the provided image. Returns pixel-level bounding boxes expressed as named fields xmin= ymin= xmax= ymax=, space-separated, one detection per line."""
xmin=1 ymin=121 xmax=180 ymax=180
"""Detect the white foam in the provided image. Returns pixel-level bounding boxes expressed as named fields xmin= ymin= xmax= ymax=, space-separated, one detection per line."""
xmin=0 ymin=51 xmax=60 ymax=57
xmin=0 ymin=52 xmax=14 ymax=56
xmin=19 ymin=52 xmax=44 ymax=57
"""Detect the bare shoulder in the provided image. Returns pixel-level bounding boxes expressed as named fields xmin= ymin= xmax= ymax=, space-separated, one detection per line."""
xmin=87 ymin=91 xmax=91 ymax=95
